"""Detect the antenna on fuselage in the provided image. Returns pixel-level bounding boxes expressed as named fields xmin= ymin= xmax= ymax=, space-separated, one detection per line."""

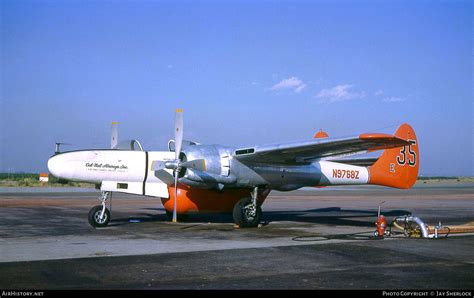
xmin=111 ymin=122 xmax=119 ymax=149
xmin=54 ymin=142 xmax=71 ymax=155
xmin=55 ymin=143 xmax=61 ymax=155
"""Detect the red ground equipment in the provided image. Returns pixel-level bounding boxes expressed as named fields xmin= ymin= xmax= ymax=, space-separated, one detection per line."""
xmin=374 ymin=203 xmax=388 ymax=238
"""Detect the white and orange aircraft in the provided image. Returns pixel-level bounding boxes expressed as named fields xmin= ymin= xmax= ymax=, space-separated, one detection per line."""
xmin=48 ymin=110 xmax=419 ymax=228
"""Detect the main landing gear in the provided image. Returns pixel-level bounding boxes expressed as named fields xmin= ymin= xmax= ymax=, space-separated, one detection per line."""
xmin=88 ymin=191 xmax=112 ymax=228
xmin=233 ymin=187 xmax=262 ymax=228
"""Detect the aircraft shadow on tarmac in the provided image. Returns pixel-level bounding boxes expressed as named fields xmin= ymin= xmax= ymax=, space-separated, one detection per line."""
xmin=109 ymin=207 xmax=411 ymax=228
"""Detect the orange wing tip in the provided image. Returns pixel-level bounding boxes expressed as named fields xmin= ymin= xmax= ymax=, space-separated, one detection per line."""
xmin=176 ymin=108 xmax=183 ymax=113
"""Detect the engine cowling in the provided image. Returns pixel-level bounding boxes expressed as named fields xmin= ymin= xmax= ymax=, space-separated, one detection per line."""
xmin=179 ymin=145 xmax=233 ymax=189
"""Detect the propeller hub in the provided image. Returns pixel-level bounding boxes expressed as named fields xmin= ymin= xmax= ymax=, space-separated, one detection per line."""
xmin=164 ymin=160 xmax=180 ymax=170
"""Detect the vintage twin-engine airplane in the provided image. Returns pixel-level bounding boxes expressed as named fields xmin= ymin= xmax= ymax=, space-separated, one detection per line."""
xmin=47 ymin=109 xmax=419 ymax=228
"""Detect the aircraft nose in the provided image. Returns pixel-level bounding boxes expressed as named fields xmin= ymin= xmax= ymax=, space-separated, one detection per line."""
xmin=47 ymin=154 xmax=64 ymax=178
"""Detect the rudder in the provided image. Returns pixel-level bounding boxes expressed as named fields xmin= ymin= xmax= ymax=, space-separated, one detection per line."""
xmin=368 ymin=123 xmax=419 ymax=189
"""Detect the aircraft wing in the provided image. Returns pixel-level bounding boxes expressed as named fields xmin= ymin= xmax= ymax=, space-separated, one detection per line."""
xmin=329 ymin=157 xmax=379 ymax=167
xmin=233 ymin=133 xmax=410 ymax=165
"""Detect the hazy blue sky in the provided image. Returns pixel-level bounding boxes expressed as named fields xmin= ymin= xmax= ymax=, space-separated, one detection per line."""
xmin=1 ymin=0 xmax=472 ymax=176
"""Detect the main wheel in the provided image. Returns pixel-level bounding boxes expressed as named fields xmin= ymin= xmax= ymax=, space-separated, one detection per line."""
xmin=233 ymin=197 xmax=262 ymax=228
xmin=88 ymin=205 xmax=110 ymax=228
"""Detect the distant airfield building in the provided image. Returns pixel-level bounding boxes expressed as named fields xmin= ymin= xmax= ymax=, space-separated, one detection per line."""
xmin=39 ymin=173 xmax=49 ymax=182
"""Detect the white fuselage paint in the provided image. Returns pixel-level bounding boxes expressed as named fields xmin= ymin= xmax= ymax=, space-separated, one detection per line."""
xmin=48 ymin=150 xmax=174 ymax=198
xmin=316 ymin=161 xmax=369 ymax=186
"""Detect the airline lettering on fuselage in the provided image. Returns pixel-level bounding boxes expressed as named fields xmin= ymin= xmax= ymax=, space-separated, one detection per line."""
xmin=85 ymin=162 xmax=128 ymax=172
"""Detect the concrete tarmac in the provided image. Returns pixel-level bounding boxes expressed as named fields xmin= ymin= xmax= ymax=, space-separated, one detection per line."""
xmin=0 ymin=183 xmax=473 ymax=289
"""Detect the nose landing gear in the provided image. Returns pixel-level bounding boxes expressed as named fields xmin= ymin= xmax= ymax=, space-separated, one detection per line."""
xmin=88 ymin=191 xmax=112 ymax=228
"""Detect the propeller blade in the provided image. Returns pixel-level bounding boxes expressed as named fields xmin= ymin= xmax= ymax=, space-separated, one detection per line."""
xmin=111 ymin=121 xmax=119 ymax=149
xmin=153 ymin=170 xmax=174 ymax=185
xmin=174 ymin=109 xmax=184 ymax=161
xmin=172 ymin=168 xmax=179 ymax=223
xmin=150 ymin=160 xmax=167 ymax=171
xmin=171 ymin=108 xmax=184 ymax=223
xmin=151 ymin=160 xmax=176 ymax=185
xmin=180 ymin=159 xmax=206 ymax=172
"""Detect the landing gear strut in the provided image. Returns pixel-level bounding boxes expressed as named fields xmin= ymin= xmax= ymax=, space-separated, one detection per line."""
xmin=233 ymin=187 xmax=262 ymax=228
xmin=88 ymin=191 xmax=112 ymax=228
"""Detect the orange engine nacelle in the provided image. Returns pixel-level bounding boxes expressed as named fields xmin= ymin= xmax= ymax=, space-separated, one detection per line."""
xmin=161 ymin=184 xmax=270 ymax=214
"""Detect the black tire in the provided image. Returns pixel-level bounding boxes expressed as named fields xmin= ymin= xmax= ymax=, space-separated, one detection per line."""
xmin=233 ymin=197 xmax=262 ymax=228
xmin=88 ymin=205 xmax=110 ymax=228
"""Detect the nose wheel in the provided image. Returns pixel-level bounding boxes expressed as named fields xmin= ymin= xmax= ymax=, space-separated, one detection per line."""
xmin=88 ymin=191 xmax=112 ymax=228
xmin=88 ymin=205 xmax=111 ymax=227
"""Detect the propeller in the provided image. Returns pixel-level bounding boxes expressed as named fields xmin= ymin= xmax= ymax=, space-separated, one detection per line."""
xmin=111 ymin=121 xmax=119 ymax=149
xmin=171 ymin=109 xmax=183 ymax=222
xmin=151 ymin=109 xmax=206 ymax=223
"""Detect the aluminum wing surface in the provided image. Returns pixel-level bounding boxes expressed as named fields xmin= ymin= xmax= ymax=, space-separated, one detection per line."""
xmin=330 ymin=157 xmax=379 ymax=167
xmin=233 ymin=133 xmax=410 ymax=165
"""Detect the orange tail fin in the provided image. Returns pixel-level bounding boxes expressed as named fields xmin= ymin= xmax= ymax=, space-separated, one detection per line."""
xmin=368 ymin=123 xmax=419 ymax=189
xmin=314 ymin=129 xmax=329 ymax=139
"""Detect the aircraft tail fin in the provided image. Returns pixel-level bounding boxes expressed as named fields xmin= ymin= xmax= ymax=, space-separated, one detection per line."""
xmin=313 ymin=129 xmax=329 ymax=139
xmin=368 ymin=123 xmax=419 ymax=189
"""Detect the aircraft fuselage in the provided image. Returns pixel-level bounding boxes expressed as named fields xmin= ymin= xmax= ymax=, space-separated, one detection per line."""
xmin=48 ymin=144 xmax=369 ymax=196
